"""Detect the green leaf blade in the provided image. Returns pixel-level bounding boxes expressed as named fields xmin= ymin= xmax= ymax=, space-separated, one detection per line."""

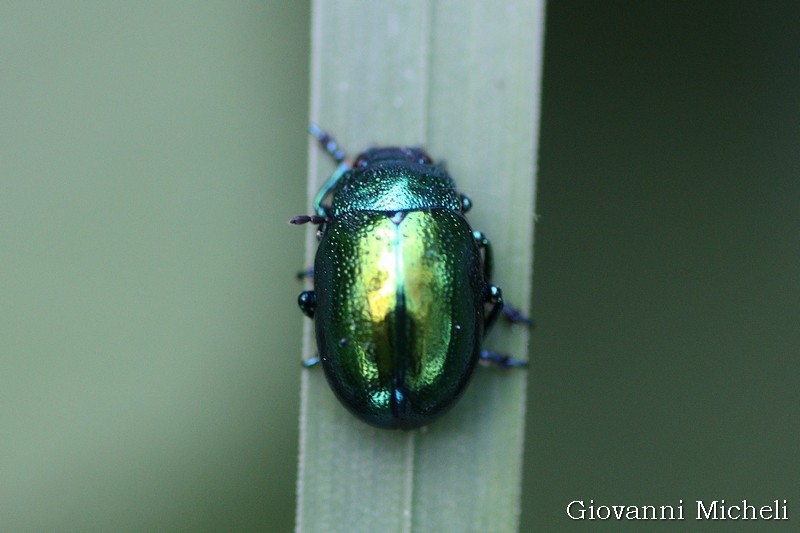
xmin=297 ymin=1 xmax=545 ymax=531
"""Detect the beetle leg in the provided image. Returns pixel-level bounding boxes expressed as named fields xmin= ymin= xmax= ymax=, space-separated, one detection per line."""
xmin=484 ymin=284 xmax=504 ymax=330
xmin=472 ymin=230 xmax=494 ymax=281
xmin=475 ymin=230 xmax=535 ymax=328
xmin=501 ymin=303 xmax=535 ymax=327
xmin=309 ymin=123 xmax=347 ymax=164
xmin=303 ymin=355 xmax=321 ymax=368
xmin=479 ymin=349 xmax=528 ymax=369
xmin=296 ymin=266 xmax=314 ymax=280
xmin=298 ymin=290 xmax=316 ymax=318
xmin=473 ymin=229 xmax=533 ymax=328
xmin=309 ymin=124 xmax=353 ymax=217
xmin=460 ymin=194 xmax=472 ymax=213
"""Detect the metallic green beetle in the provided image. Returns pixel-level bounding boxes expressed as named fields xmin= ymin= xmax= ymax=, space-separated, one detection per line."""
xmin=292 ymin=125 xmax=528 ymax=429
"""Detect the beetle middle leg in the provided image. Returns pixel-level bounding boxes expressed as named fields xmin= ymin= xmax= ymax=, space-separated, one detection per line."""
xmin=484 ymin=284 xmax=504 ymax=330
xmin=475 ymin=230 xmax=533 ymax=328
xmin=472 ymin=230 xmax=495 ymax=281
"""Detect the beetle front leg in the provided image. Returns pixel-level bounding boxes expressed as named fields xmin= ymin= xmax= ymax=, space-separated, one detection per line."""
xmin=460 ymin=194 xmax=472 ymax=213
xmin=309 ymin=124 xmax=353 ymax=217
xmin=309 ymin=123 xmax=347 ymax=164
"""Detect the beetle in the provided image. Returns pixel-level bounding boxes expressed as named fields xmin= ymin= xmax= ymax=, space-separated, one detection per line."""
xmin=292 ymin=124 xmax=529 ymax=429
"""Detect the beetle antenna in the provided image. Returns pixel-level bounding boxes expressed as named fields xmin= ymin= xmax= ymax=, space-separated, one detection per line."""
xmin=289 ymin=214 xmax=329 ymax=225
xmin=309 ymin=123 xmax=348 ymax=164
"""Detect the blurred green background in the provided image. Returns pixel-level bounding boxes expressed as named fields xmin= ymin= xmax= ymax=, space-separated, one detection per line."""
xmin=1 ymin=2 xmax=797 ymax=531
xmin=529 ymin=2 xmax=798 ymax=531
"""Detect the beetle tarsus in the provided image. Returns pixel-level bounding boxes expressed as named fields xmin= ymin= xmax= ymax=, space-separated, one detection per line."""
xmin=502 ymin=303 xmax=535 ymax=327
xmin=309 ymin=123 xmax=348 ymax=164
xmin=303 ymin=356 xmax=321 ymax=368
xmin=296 ymin=267 xmax=314 ymax=280
xmin=479 ymin=350 xmax=528 ymax=369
